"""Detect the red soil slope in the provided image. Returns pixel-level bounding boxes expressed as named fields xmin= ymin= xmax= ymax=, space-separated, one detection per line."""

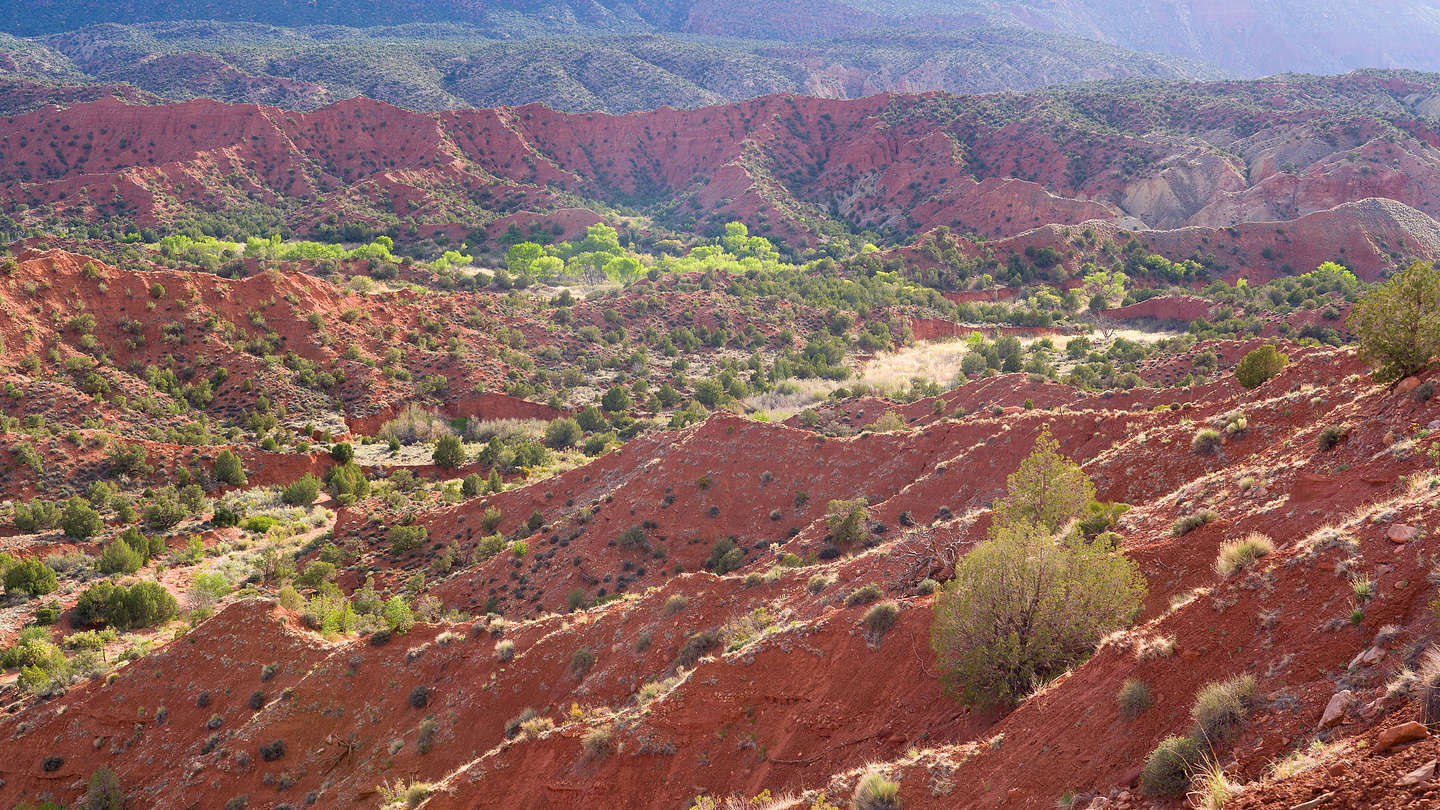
xmin=8 ymin=73 xmax=1440 ymax=266
xmin=4 ymin=347 xmax=1436 ymax=809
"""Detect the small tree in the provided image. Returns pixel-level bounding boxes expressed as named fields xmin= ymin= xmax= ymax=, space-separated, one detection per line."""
xmin=1234 ymin=344 xmax=1288 ymax=389
xmin=281 ymin=474 xmax=322 ymax=507
xmin=601 ymin=385 xmax=632 ymax=413
xmin=825 ymin=498 xmax=869 ymax=546
xmin=991 ymin=428 xmax=1094 ymax=534
xmin=4 ymin=557 xmax=58 ymax=597
xmin=432 ymin=434 xmax=465 ymax=469
xmin=931 ymin=520 xmax=1145 ymax=706
xmin=543 ymin=418 xmax=582 ymax=449
xmin=61 ymin=497 xmax=103 ymax=540
xmin=82 ymin=765 xmax=126 ymax=810
xmin=214 ymin=449 xmax=247 ymax=486
xmin=1349 ymin=260 xmax=1440 ymax=382
xmin=97 ymin=538 xmax=144 ymax=575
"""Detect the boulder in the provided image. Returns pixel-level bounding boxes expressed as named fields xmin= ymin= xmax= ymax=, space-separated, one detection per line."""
xmin=1318 ymin=690 xmax=1352 ymax=729
xmin=1350 ymin=646 xmax=1386 ymax=668
xmin=1378 ymin=721 xmax=1429 ymax=751
xmin=1397 ymin=377 xmax=1422 ymax=395
xmin=1396 ymin=760 xmax=1437 ymax=787
xmin=1388 ymin=524 xmax=1419 ymax=544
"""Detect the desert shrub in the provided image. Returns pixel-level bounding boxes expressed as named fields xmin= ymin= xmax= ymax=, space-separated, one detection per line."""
xmin=13 ymin=498 xmax=60 ymax=533
xmin=388 ymin=524 xmax=428 ymax=555
xmin=143 ymin=487 xmax=189 ymax=529
xmin=417 ymin=718 xmax=438 ymax=754
xmin=663 ymin=594 xmax=689 ymax=615
xmin=461 ymin=473 xmax=484 ymax=497
xmin=1234 ymin=344 xmax=1289 ymax=389
xmin=1191 ymin=428 xmax=1221 ymax=455
xmin=5 ymin=557 xmax=58 ymax=597
xmin=1190 ymin=674 xmax=1256 ymax=741
xmin=570 ymin=647 xmax=596 ymax=677
xmin=280 ymin=474 xmax=321 ymax=506
xmin=408 ymin=685 xmax=430 ymax=709
xmin=505 ymin=708 xmax=537 ymax=738
xmin=704 ymin=537 xmax=745 ymax=574
xmin=60 ymin=497 xmax=103 ymax=540
xmin=1348 ymin=259 xmax=1440 ymax=383
xmin=863 ymin=601 xmax=900 ymax=639
xmin=1317 ymin=424 xmax=1347 ymax=451
xmin=73 ymin=580 xmax=177 ymax=629
xmin=675 ymin=629 xmax=722 ymax=667
xmin=1414 ymin=380 xmax=1436 ymax=403
xmin=495 ymin=640 xmax=515 ymax=662
xmin=806 ymin=574 xmax=832 ymax=594
xmin=258 ymin=739 xmax=286 ymax=761
xmin=543 ymin=418 xmax=582 ymax=449
xmin=520 ymin=715 xmax=555 ymax=739
xmin=97 ymin=538 xmax=144 ymax=575
xmin=480 ymin=506 xmax=503 ymax=532
xmin=327 ymin=462 xmax=370 ymax=502
xmin=932 ymin=519 xmax=1146 ymax=707
xmin=81 ymin=765 xmax=126 ymax=810
xmin=915 ymin=578 xmax=938 ymax=595
xmin=846 ymin=583 xmax=883 ymax=607
xmin=1172 ymin=509 xmax=1219 ymax=536
xmin=852 ymin=772 xmax=902 ymax=810
xmin=475 ymin=532 xmax=506 ymax=561
xmin=1117 ymin=679 xmax=1152 ymax=719
xmin=213 ymin=450 xmax=247 ymax=486
xmin=1214 ymin=533 xmax=1274 ymax=576
xmin=565 ymin=588 xmax=588 ymax=612
xmin=1141 ymin=735 xmax=1204 ymax=796
xmin=432 ymin=434 xmax=466 ymax=468
xmin=825 ymin=498 xmax=869 ymax=546
xmin=582 ymin=723 xmax=615 ymax=759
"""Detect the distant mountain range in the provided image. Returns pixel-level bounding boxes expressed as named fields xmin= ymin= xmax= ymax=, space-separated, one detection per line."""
xmin=2 ymin=1 xmax=1440 ymax=113
xmin=0 ymin=22 xmax=1219 ymax=114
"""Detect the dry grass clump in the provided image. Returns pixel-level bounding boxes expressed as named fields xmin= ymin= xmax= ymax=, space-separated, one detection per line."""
xmin=1214 ymin=533 xmax=1275 ymax=576
xmin=1191 ymin=674 xmax=1257 ymax=741
xmin=1117 ymin=679 xmax=1152 ymax=719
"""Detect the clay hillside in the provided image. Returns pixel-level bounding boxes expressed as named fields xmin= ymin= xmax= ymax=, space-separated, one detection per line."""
xmin=8 ymin=72 xmax=1440 ymax=280
xmin=1 ymin=71 xmax=1439 ymax=810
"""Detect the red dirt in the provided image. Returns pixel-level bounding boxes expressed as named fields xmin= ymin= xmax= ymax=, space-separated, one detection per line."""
xmin=4 ymin=347 xmax=1436 ymax=809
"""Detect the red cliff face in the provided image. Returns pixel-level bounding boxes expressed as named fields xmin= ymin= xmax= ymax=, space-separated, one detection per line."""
xmin=8 ymin=74 xmax=1440 ymax=268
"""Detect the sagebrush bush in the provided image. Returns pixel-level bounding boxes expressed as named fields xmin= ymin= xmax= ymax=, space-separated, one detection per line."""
xmin=1317 ymin=424 xmax=1348 ymax=451
xmin=845 ymin=583 xmax=883 ymax=607
xmin=1172 ymin=509 xmax=1219 ymax=536
xmin=1214 ymin=533 xmax=1275 ymax=576
xmin=1191 ymin=428 xmax=1221 ymax=455
xmin=1141 ymin=735 xmax=1204 ymax=796
xmin=581 ymin=723 xmax=615 ymax=759
xmin=1117 ymin=679 xmax=1152 ymax=719
xmin=570 ymin=647 xmax=595 ymax=677
xmin=1190 ymin=674 xmax=1256 ymax=741
xmin=663 ymin=594 xmax=689 ymax=615
xmin=806 ymin=574 xmax=832 ymax=594
xmin=863 ymin=601 xmax=900 ymax=640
